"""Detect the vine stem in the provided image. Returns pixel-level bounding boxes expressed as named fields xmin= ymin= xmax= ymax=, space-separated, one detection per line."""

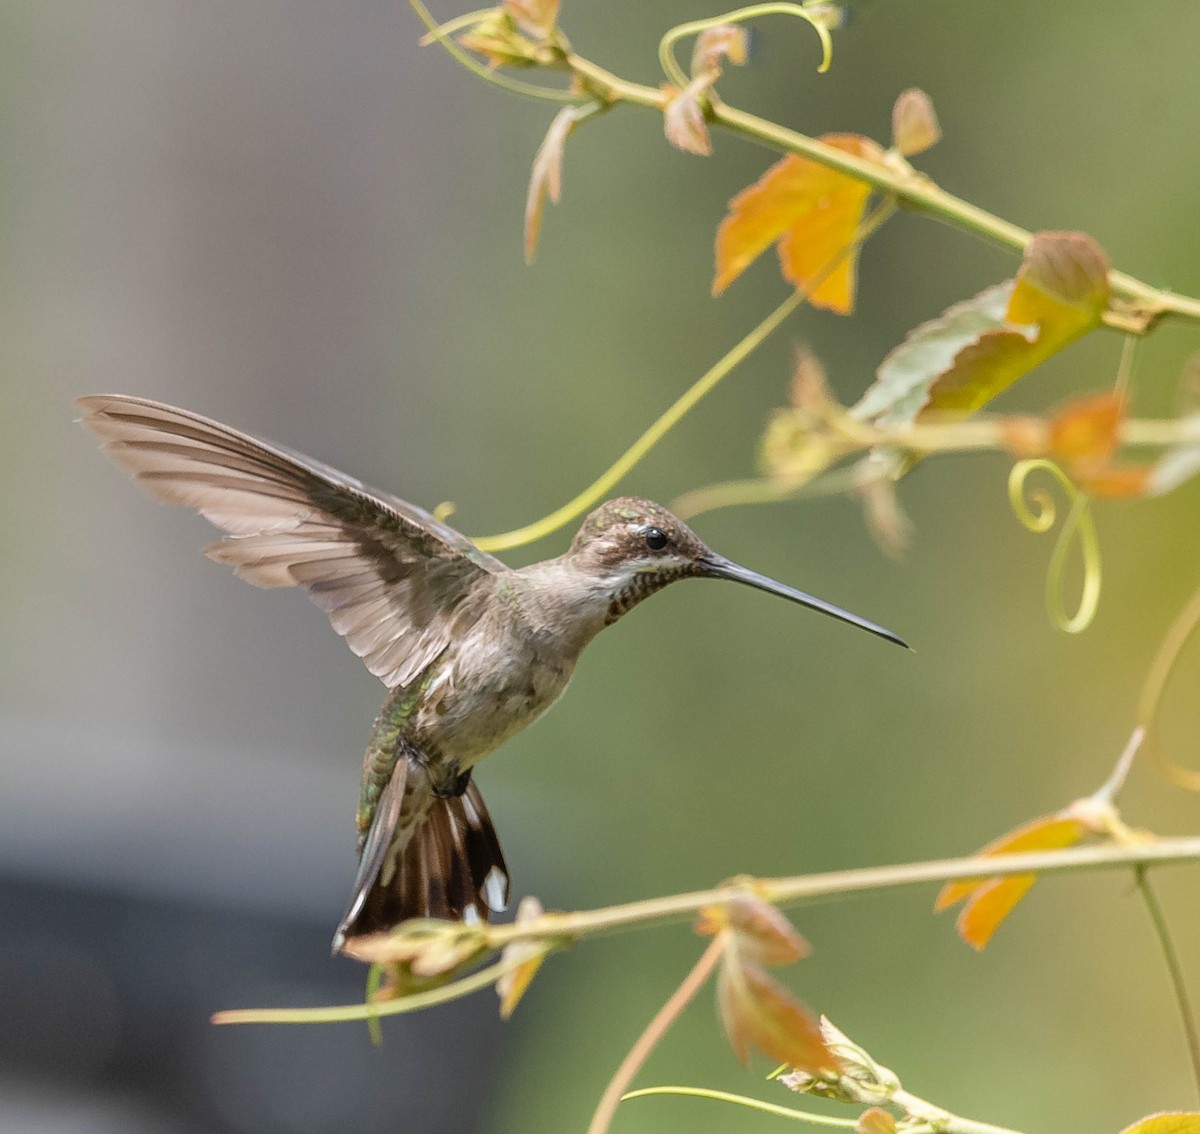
xmin=1093 ymin=725 xmax=1146 ymax=806
xmin=1138 ymin=582 xmax=1200 ymax=791
xmin=713 ymin=100 xmax=1200 ymax=324
xmin=211 ymin=953 xmax=527 ymax=1026
xmin=658 ymin=3 xmax=833 ymax=90
xmin=671 ymin=410 xmax=1200 ymax=520
xmin=470 ymin=287 xmax=802 ymax=549
xmin=409 ymin=0 xmax=577 ymax=102
xmin=890 ymin=1088 xmax=1023 ymax=1134
xmin=469 ymin=199 xmax=896 ymax=551
xmin=587 ymin=938 xmax=724 ymax=1134
xmin=1135 ymin=869 xmax=1200 ymax=1103
xmin=492 ymin=45 xmax=1200 ymax=326
xmin=621 ymin=1086 xmax=862 ymax=1128
xmin=478 ymin=837 xmax=1200 ymax=950
xmin=214 ymin=840 xmax=1200 ymax=1027
xmin=621 ymin=1083 xmax=1021 ymax=1133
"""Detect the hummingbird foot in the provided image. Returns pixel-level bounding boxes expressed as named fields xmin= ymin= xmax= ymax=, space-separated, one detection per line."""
xmin=430 ymin=763 xmax=473 ymax=800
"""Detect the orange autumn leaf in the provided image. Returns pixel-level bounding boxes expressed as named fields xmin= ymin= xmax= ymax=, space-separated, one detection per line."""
xmin=936 ymin=814 xmax=1086 ymax=910
xmin=857 ymin=1107 xmax=899 ymax=1134
xmin=1047 ymin=391 xmax=1123 ymax=467
xmin=717 ymin=954 xmax=836 ymax=1073
xmin=1047 ymin=392 xmax=1154 ymax=498
xmin=744 ymin=901 xmax=806 ymax=961
xmin=699 ymin=898 xmax=833 ymax=1073
xmin=1078 ymin=465 xmax=1153 ymax=499
xmin=496 ymin=897 xmax=547 ymax=1019
xmin=998 ymin=392 xmax=1153 ymax=500
xmin=998 ymin=414 xmax=1050 ymax=458
xmin=953 ymin=874 xmax=1041 ymax=951
xmin=713 ymin=134 xmax=886 ymax=313
xmin=935 ymin=812 xmax=1087 ymax=950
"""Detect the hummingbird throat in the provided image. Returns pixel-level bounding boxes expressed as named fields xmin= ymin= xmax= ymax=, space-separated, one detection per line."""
xmin=605 ymin=565 xmax=689 ymax=625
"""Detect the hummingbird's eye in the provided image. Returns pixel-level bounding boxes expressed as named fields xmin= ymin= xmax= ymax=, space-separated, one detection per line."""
xmin=643 ymin=527 xmax=669 ymax=552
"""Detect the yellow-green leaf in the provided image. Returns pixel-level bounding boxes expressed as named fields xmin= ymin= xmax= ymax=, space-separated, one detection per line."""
xmin=1046 ymin=391 xmax=1123 ymax=468
xmin=1119 ymin=1114 xmax=1200 ymax=1134
xmin=853 ymin=282 xmax=1019 ymax=427
xmin=854 ymin=232 xmax=1111 ymax=427
xmin=927 ymin=232 xmax=1110 ymax=417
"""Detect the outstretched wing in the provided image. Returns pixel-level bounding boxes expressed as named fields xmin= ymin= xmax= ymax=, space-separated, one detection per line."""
xmin=77 ymin=394 xmax=505 ymax=689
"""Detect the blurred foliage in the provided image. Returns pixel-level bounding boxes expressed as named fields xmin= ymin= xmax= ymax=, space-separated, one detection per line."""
xmin=3 ymin=0 xmax=1200 ymax=1132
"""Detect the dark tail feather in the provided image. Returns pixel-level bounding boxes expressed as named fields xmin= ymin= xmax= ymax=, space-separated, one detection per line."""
xmin=333 ymin=778 xmax=510 ymax=954
xmin=458 ymin=785 xmax=509 ymax=911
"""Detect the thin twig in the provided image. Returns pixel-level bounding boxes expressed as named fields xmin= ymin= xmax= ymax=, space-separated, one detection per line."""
xmin=409 ymin=0 xmax=578 ymax=103
xmin=622 ymin=1085 xmax=861 ymax=1128
xmin=215 ymin=840 xmax=1200 ymax=1028
xmin=1093 ymin=726 xmax=1146 ymax=806
xmin=479 ymin=838 xmax=1200 ymax=949
xmin=673 ymin=410 xmax=1200 ymax=521
xmin=432 ymin=9 xmax=1200 ymax=327
xmin=212 ymin=952 xmax=529 ymax=1026
xmin=891 ymin=1088 xmax=1022 ymax=1134
xmin=1139 ymin=583 xmax=1200 ymax=791
xmin=1135 ymin=868 xmax=1200 ymax=1103
xmin=587 ymin=938 xmax=724 ymax=1134
xmin=468 ymin=199 xmax=896 ymax=551
xmin=706 ymin=102 xmax=1200 ymax=325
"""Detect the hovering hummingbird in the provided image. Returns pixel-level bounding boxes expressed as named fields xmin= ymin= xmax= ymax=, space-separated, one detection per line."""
xmin=78 ymin=395 xmax=907 ymax=954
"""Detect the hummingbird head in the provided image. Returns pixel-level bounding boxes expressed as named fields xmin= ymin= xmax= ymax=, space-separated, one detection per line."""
xmin=568 ymin=497 xmax=908 ymax=647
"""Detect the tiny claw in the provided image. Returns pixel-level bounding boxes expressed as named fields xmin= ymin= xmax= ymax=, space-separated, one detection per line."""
xmin=431 ymin=765 xmax=472 ymax=799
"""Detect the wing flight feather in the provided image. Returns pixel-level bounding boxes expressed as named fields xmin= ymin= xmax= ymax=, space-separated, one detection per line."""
xmin=78 ymin=394 xmax=504 ymax=689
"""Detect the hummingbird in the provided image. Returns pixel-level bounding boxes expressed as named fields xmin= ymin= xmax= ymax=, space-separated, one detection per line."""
xmin=78 ymin=394 xmax=907 ymax=954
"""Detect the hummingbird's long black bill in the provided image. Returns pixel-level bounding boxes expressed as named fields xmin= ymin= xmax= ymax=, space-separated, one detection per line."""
xmin=700 ymin=556 xmax=910 ymax=649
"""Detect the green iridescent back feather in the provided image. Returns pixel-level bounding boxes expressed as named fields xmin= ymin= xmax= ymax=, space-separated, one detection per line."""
xmin=355 ymin=662 xmax=440 ymax=847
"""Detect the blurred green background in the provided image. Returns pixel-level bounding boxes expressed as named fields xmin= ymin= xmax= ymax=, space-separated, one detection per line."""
xmin=1 ymin=1 xmax=1199 ymax=1132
